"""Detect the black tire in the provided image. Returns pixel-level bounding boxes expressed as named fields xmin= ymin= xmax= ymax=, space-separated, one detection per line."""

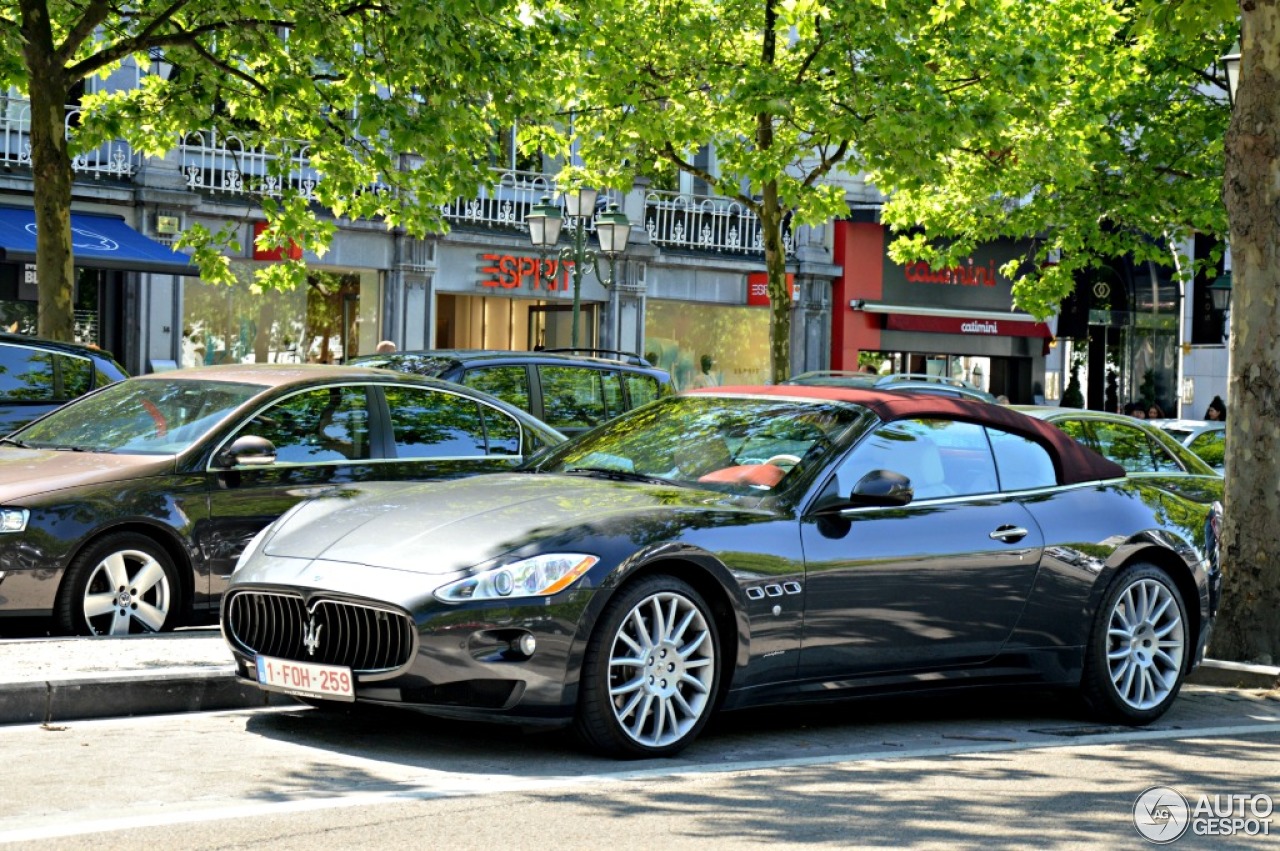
xmin=575 ymin=575 xmax=720 ymax=758
xmin=55 ymin=533 xmax=182 ymax=636
xmin=1081 ymin=563 xmax=1188 ymax=724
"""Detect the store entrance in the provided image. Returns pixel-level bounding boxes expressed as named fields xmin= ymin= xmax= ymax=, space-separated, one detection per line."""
xmin=436 ymin=294 xmax=597 ymax=351
xmin=863 ymin=351 xmax=1035 ymax=403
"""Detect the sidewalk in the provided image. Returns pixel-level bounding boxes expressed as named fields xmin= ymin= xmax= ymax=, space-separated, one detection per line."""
xmin=0 ymin=629 xmax=293 ymax=726
xmin=0 ymin=629 xmax=1275 ymax=727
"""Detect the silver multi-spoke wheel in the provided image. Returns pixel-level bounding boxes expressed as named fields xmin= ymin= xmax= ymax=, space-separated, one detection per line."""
xmin=1105 ymin=578 xmax=1185 ymax=710
xmin=57 ymin=533 xmax=181 ymax=636
xmin=82 ymin=549 xmax=173 ymax=635
xmin=578 ymin=576 xmax=721 ymax=757
xmin=1084 ymin=564 xmax=1188 ymax=724
xmin=606 ymin=591 xmax=716 ymax=748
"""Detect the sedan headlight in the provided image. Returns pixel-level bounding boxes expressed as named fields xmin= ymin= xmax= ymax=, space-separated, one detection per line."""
xmin=0 ymin=508 xmax=28 ymax=534
xmin=436 ymin=554 xmax=599 ymax=603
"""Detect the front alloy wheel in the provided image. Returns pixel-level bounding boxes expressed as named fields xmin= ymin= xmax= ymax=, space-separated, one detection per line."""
xmin=577 ymin=576 xmax=719 ymax=758
xmin=1083 ymin=564 xmax=1187 ymax=723
xmin=56 ymin=533 xmax=180 ymax=636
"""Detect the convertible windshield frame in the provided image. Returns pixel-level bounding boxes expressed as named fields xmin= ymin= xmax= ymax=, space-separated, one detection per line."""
xmin=532 ymin=395 xmax=868 ymax=497
xmin=12 ymin=378 xmax=264 ymax=456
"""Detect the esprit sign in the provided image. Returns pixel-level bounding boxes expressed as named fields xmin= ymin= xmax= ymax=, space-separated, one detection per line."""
xmin=478 ymin=253 xmax=571 ymax=293
xmin=746 ymin=272 xmax=795 ymax=307
xmin=904 ymin=259 xmax=999 ymax=288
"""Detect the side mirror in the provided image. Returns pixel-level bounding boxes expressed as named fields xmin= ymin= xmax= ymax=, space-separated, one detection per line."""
xmin=847 ymin=469 xmax=914 ymax=507
xmin=214 ymin=435 xmax=277 ymax=469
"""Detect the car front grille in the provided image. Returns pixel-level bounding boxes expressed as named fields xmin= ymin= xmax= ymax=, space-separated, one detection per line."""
xmin=225 ymin=591 xmax=416 ymax=674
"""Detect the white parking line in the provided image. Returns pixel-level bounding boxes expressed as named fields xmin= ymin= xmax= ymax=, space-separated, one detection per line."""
xmin=2 ymin=719 xmax=1278 ymax=844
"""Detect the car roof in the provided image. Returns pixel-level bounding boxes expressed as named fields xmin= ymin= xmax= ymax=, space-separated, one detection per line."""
xmin=0 ymin=333 xmax=128 ymax=371
xmin=126 ymin=363 xmax=413 ymax=387
xmin=784 ymin=370 xmax=996 ymax=402
xmin=351 ymin=348 xmax=662 ymax=371
xmin=1149 ymin=418 xmax=1224 ymax=432
xmin=691 ymin=385 xmax=1125 ymax=485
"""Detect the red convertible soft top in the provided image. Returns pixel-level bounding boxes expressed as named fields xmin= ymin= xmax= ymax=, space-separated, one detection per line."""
xmin=690 ymin=385 xmax=1126 ymax=486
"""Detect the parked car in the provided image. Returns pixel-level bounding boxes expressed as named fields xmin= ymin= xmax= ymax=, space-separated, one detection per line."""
xmin=348 ymin=348 xmax=671 ymax=436
xmin=223 ymin=384 xmax=1221 ymax=758
xmin=0 ymin=333 xmax=128 ymax=434
xmin=0 ymin=364 xmax=564 ymax=636
xmin=1018 ymin=408 xmax=1222 ymax=478
xmin=784 ymin=370 xmax=998 ymax=403
xmin=1149 ymin=418 xmax=1226 ymax=473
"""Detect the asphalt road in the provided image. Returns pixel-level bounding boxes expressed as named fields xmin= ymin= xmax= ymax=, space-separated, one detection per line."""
xmin=1 ymin=686 xmax=1277 ymax=849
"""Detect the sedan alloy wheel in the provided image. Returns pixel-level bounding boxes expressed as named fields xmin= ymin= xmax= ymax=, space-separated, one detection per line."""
xmin=56 ymin=533 xmax=179 ymax=636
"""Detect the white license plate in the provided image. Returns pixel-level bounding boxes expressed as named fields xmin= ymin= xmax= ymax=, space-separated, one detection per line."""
xmin=255 ymin=655 xmax=355 ymax=702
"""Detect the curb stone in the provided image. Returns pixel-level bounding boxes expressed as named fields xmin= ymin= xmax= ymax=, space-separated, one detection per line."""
xmin=1188 ymin=658 xmax=1280 ymax=690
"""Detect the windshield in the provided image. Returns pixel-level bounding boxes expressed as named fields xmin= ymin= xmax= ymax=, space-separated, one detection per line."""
xmin=534 ymin=395 xmax=864 ymax=496
xmin=14 ymin=379 xmax=262 ymax=454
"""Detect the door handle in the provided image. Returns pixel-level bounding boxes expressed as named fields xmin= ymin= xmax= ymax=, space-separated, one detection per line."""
xmin=989 ymin=525 xmax=1029 ymax=542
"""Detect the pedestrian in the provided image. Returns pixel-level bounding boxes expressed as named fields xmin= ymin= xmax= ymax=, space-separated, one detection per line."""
xmin=1123 ymin=402 xmax=1146 ymax=419
xmin=691 ymin=354 xmax=719 ymax=388
xmin=375 ymin=340 xmax=397 ymax=354
xmin=1205 ymin=395 xmax=1227 ymax=422
xmin=1147 ymin=402 xmax=1165 ymax=420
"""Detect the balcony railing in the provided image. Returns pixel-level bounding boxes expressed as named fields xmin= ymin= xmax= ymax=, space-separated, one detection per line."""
xmin=643 ymin=189 xmax=791 ymax=256
xmin=0 ymin=98 xmax=138 ymax=178
xmin=178 ymin=130 xmax=319 ymax=199
xmin=1 ymin=97 xmax=785 ymax=258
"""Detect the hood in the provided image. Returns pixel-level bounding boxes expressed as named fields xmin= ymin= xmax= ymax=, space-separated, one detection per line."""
xmin=0 ymin=447 xmax=174 ymax=501
xmin=261 ymin=472 xmax=747 ymax=575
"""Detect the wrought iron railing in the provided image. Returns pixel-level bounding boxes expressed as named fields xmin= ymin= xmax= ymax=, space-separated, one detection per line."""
xmin=0 ymin=98 xmax=138 ymax=178
xmin=643 ymin=189 xmax=791 ymax=256
xmin=178 ymin=129 xmax=320 ymax=199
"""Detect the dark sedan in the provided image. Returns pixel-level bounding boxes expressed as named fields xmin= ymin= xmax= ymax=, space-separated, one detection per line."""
xmin=0 ymin=364 xmax=564 ymax=636
xmin=223 ymin=386 xmax=1223 ymax=758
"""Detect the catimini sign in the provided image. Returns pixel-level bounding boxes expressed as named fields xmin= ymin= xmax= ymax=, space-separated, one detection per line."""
xmin=904 ymin=259 xmax=999 ymax=287
xmin=885 ymin=313 xmax=1050 ymax=338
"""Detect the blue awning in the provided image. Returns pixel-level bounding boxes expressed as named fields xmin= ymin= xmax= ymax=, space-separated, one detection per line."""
xmin=0 ymin=206 xmax=197 ymax=276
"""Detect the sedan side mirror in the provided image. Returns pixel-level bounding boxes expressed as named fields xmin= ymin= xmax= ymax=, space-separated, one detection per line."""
xmin=848 ymin=469 xmax=913 ymax=507
xmin=214 ymin=435 xmax=277 ymax=469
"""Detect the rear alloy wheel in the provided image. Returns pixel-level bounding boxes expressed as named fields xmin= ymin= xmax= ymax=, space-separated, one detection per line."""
xmin=1082 ymin=564 xmax=1188 ymax=724
xmin=56 ymin=533 xmax=181 ymax=636
xmin=576 ymin=576 xmax=719 ymax=758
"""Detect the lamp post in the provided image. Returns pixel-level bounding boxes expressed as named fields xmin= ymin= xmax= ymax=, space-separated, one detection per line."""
xmin=526 ymin=189 xmax=632 ymax=350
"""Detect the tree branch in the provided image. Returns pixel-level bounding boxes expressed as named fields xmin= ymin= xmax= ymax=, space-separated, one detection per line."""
xmin=187 ymin=36 xmax=269 ymax=94
xmin=659 ymin=141 xmax=760 ymax=214
xmin=800 ymin=139 xmax=850 ymax=189
xmin=56 ymin=0 xmax=113 ymax=63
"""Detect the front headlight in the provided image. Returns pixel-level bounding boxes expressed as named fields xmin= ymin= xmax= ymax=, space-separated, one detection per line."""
xmin=435 ymin=553 xmax=599 ymax=603
xmin=0 ymin=508 xmax=28 ymax=534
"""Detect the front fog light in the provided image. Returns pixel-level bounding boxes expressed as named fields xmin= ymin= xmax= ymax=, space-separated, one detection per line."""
xmin=517 ymin=634 xmax=537 ymax=656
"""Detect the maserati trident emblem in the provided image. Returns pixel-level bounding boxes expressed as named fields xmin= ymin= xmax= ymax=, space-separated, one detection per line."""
xmin=302 ymin=616 xmax=323 ymax=657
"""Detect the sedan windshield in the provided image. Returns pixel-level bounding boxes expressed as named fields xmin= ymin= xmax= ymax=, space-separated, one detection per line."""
xmin=14 ymin=379 xmax=262 ymax=454
xmin=535 ymin=395 xmax=865 ymax=495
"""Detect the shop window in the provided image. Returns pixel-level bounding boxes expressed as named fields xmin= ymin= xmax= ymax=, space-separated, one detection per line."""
xmin=383 ymin=386 xmax=488 ymax=458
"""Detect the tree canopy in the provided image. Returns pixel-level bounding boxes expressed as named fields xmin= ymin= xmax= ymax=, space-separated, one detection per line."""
xmin=0 ymin=0 xmax=553 ymax=336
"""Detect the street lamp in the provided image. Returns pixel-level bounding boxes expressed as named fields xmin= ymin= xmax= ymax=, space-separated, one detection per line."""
xmin=1222 ymin=42 xmax=1241 ymax=105
xmin=526 ymin=189 xmax=632 ymax=350
xmin=1210 ymin=271 xmax=1233 ymax=312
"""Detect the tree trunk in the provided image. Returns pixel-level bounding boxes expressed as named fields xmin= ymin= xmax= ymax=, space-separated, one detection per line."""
xmin=20 ymin=0 xmax=76 ymax=342
xmin=760 ymin=181 xmax=791 ymax=384
xmin=1214 ymin=1 xmax=1280 ymax=665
